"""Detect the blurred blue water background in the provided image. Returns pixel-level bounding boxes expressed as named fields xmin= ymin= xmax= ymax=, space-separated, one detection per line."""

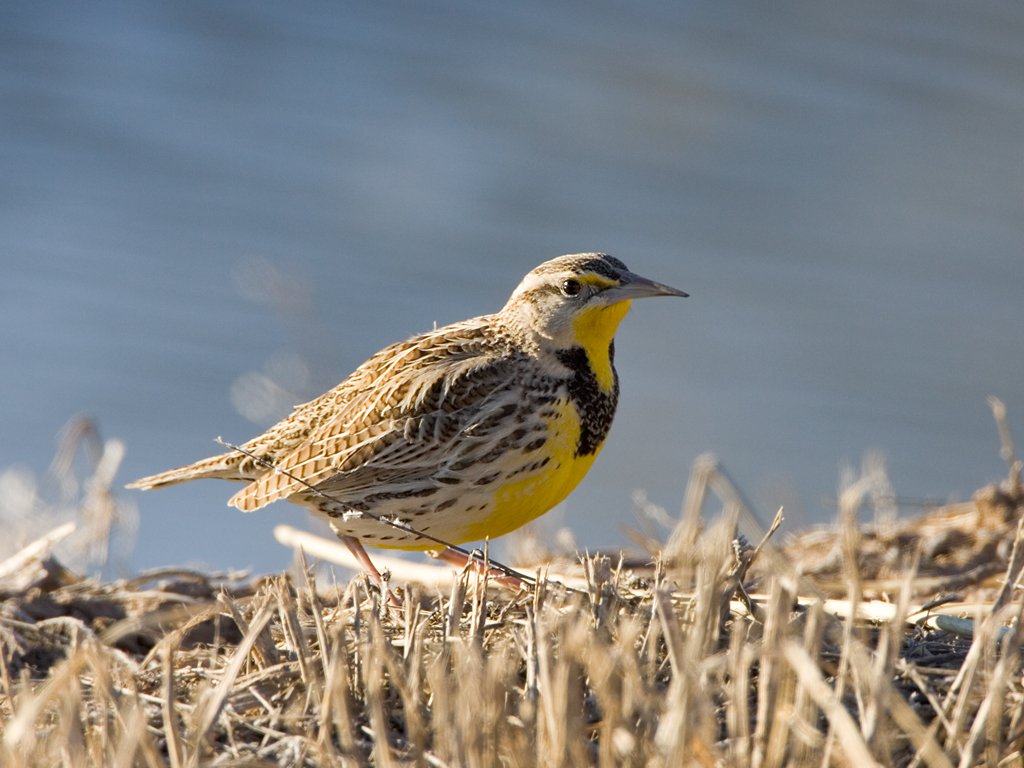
xmin=2 ymin=1 xmax=1022 ymax=574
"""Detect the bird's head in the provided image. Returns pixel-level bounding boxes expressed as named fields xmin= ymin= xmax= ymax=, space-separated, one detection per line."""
xmin=500 ymin=253 xmax=687 ymax=351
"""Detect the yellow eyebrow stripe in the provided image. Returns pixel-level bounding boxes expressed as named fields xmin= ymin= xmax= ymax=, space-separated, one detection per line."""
xmin=578 ymin=274 xmax=618 ymax=290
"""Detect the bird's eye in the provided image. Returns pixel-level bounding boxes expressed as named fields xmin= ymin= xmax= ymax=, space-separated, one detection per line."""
xmin=560 ymin=279 xmax=582 ymax=297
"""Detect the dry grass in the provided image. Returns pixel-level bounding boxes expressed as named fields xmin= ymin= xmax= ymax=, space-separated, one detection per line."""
xmin=2 ymin=414 xmax=1024 ymax=766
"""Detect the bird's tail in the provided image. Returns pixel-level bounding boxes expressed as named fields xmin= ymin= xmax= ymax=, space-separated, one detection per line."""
xmin=125 ymin=451 xmax=246 ymax=491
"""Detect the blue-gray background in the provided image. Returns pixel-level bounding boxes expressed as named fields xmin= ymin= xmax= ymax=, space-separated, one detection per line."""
xmin=3 ymin=2 xmax=1022 ymax=574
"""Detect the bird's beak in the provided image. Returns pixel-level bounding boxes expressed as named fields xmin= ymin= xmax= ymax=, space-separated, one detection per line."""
xmin=600 ymin=271 xmax=689 ymax=304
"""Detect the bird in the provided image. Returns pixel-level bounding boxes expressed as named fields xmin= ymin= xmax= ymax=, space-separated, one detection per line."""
xmin=127 ymin=253 xmax=687 ymax=592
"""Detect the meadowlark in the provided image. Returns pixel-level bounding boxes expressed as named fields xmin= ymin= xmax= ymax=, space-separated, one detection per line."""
xmin=127 ymin=253 xmax=686 ymax=587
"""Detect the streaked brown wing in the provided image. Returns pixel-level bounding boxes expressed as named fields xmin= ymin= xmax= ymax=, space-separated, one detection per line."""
xmin=229 ymin=323 xmax=521 ymax=511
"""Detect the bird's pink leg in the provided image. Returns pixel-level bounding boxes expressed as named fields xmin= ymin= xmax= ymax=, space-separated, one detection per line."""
xmin=342 ymin=535 xmax=401 ymax=606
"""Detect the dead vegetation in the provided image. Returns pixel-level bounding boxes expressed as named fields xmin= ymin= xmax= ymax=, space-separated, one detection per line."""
xmin=2 ymin=406 xmax=1023 ymax=766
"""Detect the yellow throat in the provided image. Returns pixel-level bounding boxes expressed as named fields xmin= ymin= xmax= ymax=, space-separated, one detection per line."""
xmin=571 ymin=299 xmax=632 ymax=392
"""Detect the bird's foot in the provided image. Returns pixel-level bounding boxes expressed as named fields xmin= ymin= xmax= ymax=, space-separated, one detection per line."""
xmin=342 ymin=535 xmax=403 ymax=608
xmin=429 ymin=547 xmax=525 ymax=591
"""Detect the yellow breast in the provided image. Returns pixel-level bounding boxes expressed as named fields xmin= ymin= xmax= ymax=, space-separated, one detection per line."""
xmin=454 ymin=400 xmax=600 ymax=543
